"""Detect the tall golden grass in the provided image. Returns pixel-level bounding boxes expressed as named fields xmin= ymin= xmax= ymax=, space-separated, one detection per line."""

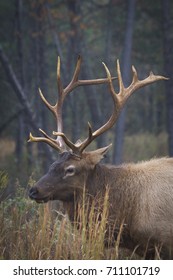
xmin=0 ymin=179 xmax=136 ymax=260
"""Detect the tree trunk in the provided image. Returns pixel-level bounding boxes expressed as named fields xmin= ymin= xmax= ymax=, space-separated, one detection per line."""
xmin=0 ymin=46 xmax=53 ymax=163
xmin=15 ymin=0 xmax=25 ymax=169
xmin=162 ymin=0 xmax=173 ymax=156
xmin=0 ymin=46 xmax=35 ymax=129
xmin=113 ymin=0 xmax=136 ymax=164
xmin=0 ymin=109 xmax=23 ymax=135
xmin=34 ymin=1 xmax=53 ymax=170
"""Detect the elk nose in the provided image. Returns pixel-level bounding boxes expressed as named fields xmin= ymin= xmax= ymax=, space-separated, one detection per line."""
xmin=29 ymin=187 xmax=38 ymax=200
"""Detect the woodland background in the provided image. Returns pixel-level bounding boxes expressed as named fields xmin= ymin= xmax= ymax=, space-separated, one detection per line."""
xmin=0 ymin=0 xmax=173 ymax=197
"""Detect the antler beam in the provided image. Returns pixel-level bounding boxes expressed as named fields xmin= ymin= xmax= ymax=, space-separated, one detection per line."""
xmin=54 ymin=60 xmax=168 ymax=155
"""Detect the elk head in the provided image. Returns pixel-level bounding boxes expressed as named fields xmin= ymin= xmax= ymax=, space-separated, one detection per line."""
xmin=28 ymin=55 xmax=167 ymax=203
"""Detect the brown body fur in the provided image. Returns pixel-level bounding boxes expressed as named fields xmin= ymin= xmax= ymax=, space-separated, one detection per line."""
xmin=67 ymin=157 xmax=173 ymax=258
xmin=29 ymin=152 xmax=173 ymax=259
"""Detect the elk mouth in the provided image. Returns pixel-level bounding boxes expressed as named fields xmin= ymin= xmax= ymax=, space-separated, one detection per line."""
xmin=29 ymin=187 xmax=52 ymax=203
xmin=34 ymin=197 xmax=50 ymax=203
xmin=29 ymin=186 xmax=74 ymax=203
xmin=30 ymin=194 xmax=51 ymax=204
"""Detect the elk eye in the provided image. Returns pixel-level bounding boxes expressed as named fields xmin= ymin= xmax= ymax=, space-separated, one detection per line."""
xmin=64 ymin=165 xmax=76 ymax=178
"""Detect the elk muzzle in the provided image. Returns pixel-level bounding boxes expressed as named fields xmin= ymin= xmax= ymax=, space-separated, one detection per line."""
xmin=29 ymin=186 xmax=51 ymax=203
xmin=29 ymin=173 xmax=55 ymax=203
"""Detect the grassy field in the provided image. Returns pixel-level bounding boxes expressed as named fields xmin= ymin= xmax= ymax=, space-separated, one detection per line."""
xmin=0 ymin=188 xmax=119 ymax=259
xmin=0 ymin=175 xmax=139 ymax=260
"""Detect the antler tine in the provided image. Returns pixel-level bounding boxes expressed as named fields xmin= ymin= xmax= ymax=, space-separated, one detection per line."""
xmin=28 ymin=131 xmax=61 ymax=151
xmin=124 ymin=66 xmax=169 ymax=103
xmin=53 ymin=121 xmax=94 ymax=155
xmin=63 ymin=55 xmax=82 ymax=96
xmin=39 ymin=88 xmax=57 ymax=118
xmin=64 ymin=55 xmax=117 ymax=95
xmin=116 ymin=59 xmax=125 ymax=95
xmin=53 ymin=131 xmax=81 ymax=154
xmin=57 ymin=56 xmax=63 ymax=97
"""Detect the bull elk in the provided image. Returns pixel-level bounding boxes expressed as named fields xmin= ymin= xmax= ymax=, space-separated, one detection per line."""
xmin=28 ymin=56 xmax=171 ymax=259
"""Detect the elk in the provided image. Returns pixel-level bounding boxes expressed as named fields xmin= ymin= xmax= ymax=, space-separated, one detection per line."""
xmin=28 ymin=56 xmax=172 ymax=259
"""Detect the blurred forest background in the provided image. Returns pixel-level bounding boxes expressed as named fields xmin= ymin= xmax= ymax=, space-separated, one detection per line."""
xmin=0 ymin=0 xmax=173 ymax=198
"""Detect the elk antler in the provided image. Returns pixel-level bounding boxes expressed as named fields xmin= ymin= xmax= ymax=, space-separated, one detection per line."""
xmin=28 ymin=55 xmax=116 ymax=152
xmin=54 ymin=60 xmax=168 ymax=155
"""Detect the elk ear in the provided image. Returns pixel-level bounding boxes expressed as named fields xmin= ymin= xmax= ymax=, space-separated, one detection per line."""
xmin=85 ymin=144 xmax=112 ymax=166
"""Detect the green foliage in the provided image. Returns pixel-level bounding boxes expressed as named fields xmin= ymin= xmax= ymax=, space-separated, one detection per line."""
xmin=123 ymin=132 xmax=168 ymax=162
xmin=0 ymin=170 xmax=8 ymax=188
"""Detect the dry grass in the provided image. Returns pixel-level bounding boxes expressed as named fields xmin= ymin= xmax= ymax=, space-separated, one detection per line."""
xmin=0 ymin=139 xmax=15 ymax=161
xmin=0 ymin=181 xmax=138 ymax=260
